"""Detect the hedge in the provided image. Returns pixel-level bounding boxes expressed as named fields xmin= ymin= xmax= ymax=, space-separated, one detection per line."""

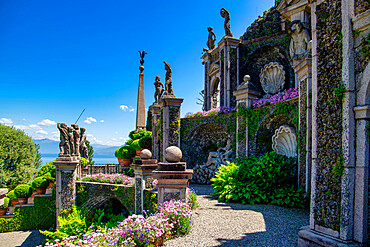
xmin=0 ymin=195 xmax=56 ymax=233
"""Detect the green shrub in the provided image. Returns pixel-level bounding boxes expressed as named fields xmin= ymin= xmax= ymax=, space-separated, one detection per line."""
xmin=115 ymin=145 xmax=136 ymax=159
xmin=80 ymin=157 xmax=88 ymax=167
xmin=0 ymin=197 xmax=9 ymax=210
xmin=129 ymin=130 xmax=151 ymax=141
xmin=14 ymin=184 xmax=32 ymax=198
xmin=121 ymin=168 xmax=135 ymax=177
xmin=32 ymin=177 xmax=49 ymax=189
xmin=130 ymin=139 xmax=141 ymax=150
xmin=6 ymin=190 xmax=17 ymax=201
xmin=211 ymin=152 xmax=304 ymax=208
xmin=27 ymin=181 xmax=36 ymax=191
xmin=138 ymin=135 xmax=152 ymax=149
xmin=42 ymin=172 xmax=55 ymax=183
xmin=41 ymin=205 xmax=87 ymax=242
xmin=36 ymin=161 xmax=56 ymax=178
xmin=0 ymin=195 xmax=56 ymax=233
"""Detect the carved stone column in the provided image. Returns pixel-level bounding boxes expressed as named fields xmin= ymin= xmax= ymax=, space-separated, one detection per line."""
xmin=54 ymin=156 xmax=79 ymax=223
xmin=152 ymin=146 xmax=193 ymax=205
xmin=149 ymin=103 xmax=161 ymax=160
xmin=131 ymin=150 xmax=157 ymax=215
xmin=159 ymin=97 xmax=183 ymax=162
xmin=233 ymin=76 xmax=260 ymax=158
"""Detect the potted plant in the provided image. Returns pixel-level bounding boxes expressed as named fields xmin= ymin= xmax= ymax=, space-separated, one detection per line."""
xmin=0 ymin=197 xmax=9 ymax=215
xmin=138 ymin=135 xmax=152 ymax=150
xmin=80 ymin=157 xmax=88 ymax=172
xmin=14 ymin=184 xmax=33 ymax=205
xmin=7 ymin=190 xmax=18 ymax=206
xmin=131 ymin=139 xmax=142 ymax=156
xmin=42 ymin=172 xmax=56 ymax=189
xmin=27 ymin=181 xmax=37 ymax=197
xmin=32 ymin=177 xmax=50 ymax=195
xmin=115 ymin=145 xmax=135 ymax=165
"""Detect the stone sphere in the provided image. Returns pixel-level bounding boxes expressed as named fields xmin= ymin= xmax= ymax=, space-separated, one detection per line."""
xmin=140 ymin=149 xmax=152 ymax=159
xmin=164 ymin=146 xmax=182 ymax=162
xmin=243 ymin=75 xmax=251 ymax=82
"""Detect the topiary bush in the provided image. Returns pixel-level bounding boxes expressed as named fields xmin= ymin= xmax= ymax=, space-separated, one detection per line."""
xmin=14 ymin=184 xmax=33 ymax=198
xmin=130 ymin=139 xmax=141 ymax=150
xmin=128 ymin=130 xmax=151 ymax=141
xmin=6 ymin=190 xmax=17 ymax=201
xmin=42 ymin=172 xmax=55 ymax=184
xmin=0 ymin=197 xmax=9 ymax=210
xmin=211 ymin=151 xmax=304 ymax=208
xmin=32 ymin=177 xmax=49 ymax=189
xmin=36 ymin=161 xmax=56 ymax=178
xmin=115 ymin=145 xmax=136 ymax=159
xmin=138 ymin=135 xmax=152 ymax=149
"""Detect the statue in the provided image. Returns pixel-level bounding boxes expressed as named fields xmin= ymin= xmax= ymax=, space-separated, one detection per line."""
xmin=67 ymin=126 xmax=75 ymax=156
xmin=154 ymin=76 xmax=164 ymax=102
xmin=71 ymin=124 xmax=80 ymax=156
xmin=220 ymin=8 xmax=233 ymax=37
xmin=79 ymin=127 xmax=88 ymax=159
xmin=163 ymin=61 xmax=174 ymax=97
xmin=287 ymin=20 xmax=311 ymax=59
xmin=57 ymin=123 xmax=70 ymax=156
xmin=138 ymin=50 xmax=147 ymax=66
xmin=204 ymin=27 xmax=216 ymax=51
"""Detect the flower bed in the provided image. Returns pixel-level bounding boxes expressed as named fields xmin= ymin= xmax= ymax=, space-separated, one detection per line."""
xmin=252 ymin=87 xmax=298 ymax=108
xmin=184 ymin=106 xmax=236 ymax=118
xmin=81 ymin=173 xmax=134 ymax=187
xmin=44 ymin=200 xmax=193 ymax=247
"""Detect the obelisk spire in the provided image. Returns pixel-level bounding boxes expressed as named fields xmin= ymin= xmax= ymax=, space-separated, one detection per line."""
xmin=136 ymin=51 xmax=147 ymax=131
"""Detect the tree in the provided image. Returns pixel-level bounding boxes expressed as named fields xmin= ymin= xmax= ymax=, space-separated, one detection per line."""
xmin=85 ymin=140 xmax=94 ymax=165
xmin=0 ymin=124 xmax=41 ymax=189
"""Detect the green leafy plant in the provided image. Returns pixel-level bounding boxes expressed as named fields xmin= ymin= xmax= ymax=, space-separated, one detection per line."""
xmin=115 ymin=145 xmax=136 ymax=159
xmin=0 ymin=197 xmax=9 ymax=210
xmin=36 ymin=161 xmax=56 ymax=178
xmin=121 ymin=168 xmax=135 ymax=177
xmin=138 ymin=135 xmax=152 ymax=149
xmin=6 ymin=190 xmax=17 ymax=201
xmin=333 ymin=83 xmax=346 ymax=102
xmin=32 ymin=177 xmax=49 ymax=189
xmin=211 ymin=152 xmax=304 ymax=208
xmin=14 ymin=184 xmax=33 ymax=198
xmin=130 ymin=139 xmax=141 ymax=150
xmin=42 ymin=172 xmax=55 ymax=183
xmin=333 ymin=155 xmax=344 ymax=177
xmin=80 ymin=157 xmax=88 ymax=167
xmin=129 ymin=130 xmax=151 ymax=141
xmin=41 ymin=205 xmax=87 ymax=242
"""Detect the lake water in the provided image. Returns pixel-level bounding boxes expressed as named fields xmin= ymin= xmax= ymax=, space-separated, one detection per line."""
xmin=41 ymin=154 xmax=118 ymax=165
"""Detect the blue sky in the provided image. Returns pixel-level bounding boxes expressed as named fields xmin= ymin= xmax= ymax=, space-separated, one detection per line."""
xmin=0 ymin=0 xmax=274 ymax=147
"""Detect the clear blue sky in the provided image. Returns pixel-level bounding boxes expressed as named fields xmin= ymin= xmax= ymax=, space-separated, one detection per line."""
xmin=0 ymin=0 xmax=274 ymax=146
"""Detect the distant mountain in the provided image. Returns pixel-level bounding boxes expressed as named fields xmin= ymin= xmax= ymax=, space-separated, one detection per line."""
xmin=33 ymin=138 xmax=120 ymax=157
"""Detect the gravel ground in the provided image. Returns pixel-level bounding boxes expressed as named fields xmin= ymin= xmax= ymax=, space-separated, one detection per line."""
xmin=163 ymin=184 xmax=309 ymax=247
xmin=0 ymin=230 xmax=45 ymax=247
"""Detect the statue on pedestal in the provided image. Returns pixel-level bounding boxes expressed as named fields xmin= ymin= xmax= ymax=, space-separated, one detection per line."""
xmin=67 ymin=126 xmax=75 ymax=156
xmin=138 ymin=50 xmax=147 ymax=66
xmin=204 ymin=27 xmax=216 ymax=52
xmin=220 ymin=8 xmax=233 ymax=37
xmin=71 ymin=124 xmax=80 ymax=157
xmin=57 ymin=123 xmax=70 ymax=156
xmin=79 ymin=127 xmax=88 ymax=159
xmin=163 ymin=61 xmax=174 ymax=97
xmin=287 ymin=20 xmax=311 ymax=59
xmin=154 ymin=76 xmax=164 ymax=102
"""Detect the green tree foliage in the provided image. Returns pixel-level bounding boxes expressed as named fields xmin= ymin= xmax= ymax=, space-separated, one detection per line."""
xmin=0 ymin=124 xmax=41 ymax=189
xmin=85 ymin=140 xmax=94 ymax=165
xmin=211 ymin=152 xmax=304 ymax=208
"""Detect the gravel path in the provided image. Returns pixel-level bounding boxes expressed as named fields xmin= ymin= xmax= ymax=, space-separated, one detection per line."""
xmin=0 ymin=229 xmax=45 ymax=247
xmin=163 ymin=184 xmax=309 ymax=247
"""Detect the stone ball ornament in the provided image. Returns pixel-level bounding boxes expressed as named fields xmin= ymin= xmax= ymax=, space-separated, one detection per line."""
xmin=164 ymin=146 xmax=182 ymax=163
xmin=140 ymin=149 xmax=152 ymax=159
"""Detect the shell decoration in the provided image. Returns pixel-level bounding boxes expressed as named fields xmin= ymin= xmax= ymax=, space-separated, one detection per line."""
xmin=260 ymin=62 xmax=286 ymax=95
xmin=272 ymin=125 xmax=297 ymax=158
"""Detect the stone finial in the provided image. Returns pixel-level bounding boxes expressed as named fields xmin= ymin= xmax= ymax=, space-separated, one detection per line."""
xmin=140 ymin=149 xmax=152 ymax=159
xmin=164 ymin=146 xmax=182 ymax=162
xmin=138 ymin=50 xmax=147 ymax=66
xmin=237 ymin=75 xmax=255 ymax=90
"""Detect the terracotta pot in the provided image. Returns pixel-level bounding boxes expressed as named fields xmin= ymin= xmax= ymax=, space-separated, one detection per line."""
xmin=47 ymin=182 xmax=54 ymax=189
xmin=36 ymin=188 xmax=46 ymax=195
xmin=0 ymin=209 xmax=7 ymax=215
xmin=17 ymin=198 xmax=28 ymax=205
xmin=118 ymin=158 xmax=132 ymax=166
xmin=31 ymin=191 xmax=37 ymax=198
xmin=11 ymin=200 xmax=18 ymax=207
xmin=136 ymin=149 xmax=143 ymax=156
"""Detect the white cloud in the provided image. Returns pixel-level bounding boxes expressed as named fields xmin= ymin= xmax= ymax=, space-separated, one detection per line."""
xmin=14 ymin=125 xmax=30 ymax=130
xmin=36 ymin=130 xmax=48 ymax=135
xmin=0 ymin=118 xmax=13 ymax=124
xmin=115 ymin=131 xmax=119 ymax=134
xmin=120 ymin=105 xmax=135 ymax=112
xmin=38 ymin=119 xmax=56 ymax=126
xmin=22 ymin=118 xmax=26 ymax=121
xmin=29 ymin=124 xmax=42 ymax=130
xmin=84 ymin=117 xmax=97 ymax=124
xmin=100 ymin=120 xmax=104 ymax=123
xmin=86 ymin=134 xmax=103 ymax=145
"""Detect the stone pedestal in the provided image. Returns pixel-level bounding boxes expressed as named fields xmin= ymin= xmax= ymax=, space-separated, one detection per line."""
xmin=131 ymin=158 xmax=157 ymax=215
xmin=149 ymin=103 xmax=161 ymax=160
xmin=159 ymin=97 xmax=183 ymax=162
xmin=54 ymin=156 xmax=79 ymax=223
xmin=233 ymin=81 xmax=261 ymax=158
xmin=153 ymin=162 xmax=193 ymax=205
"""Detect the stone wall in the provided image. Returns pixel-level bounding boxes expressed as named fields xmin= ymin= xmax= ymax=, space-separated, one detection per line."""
xmin=168 ymin=105 xmax=181 ymax=146
xmin=180 ymin=113 xmax=236 ymax=169
xmin=299 ymin=79 xmax=308 ymax=190
xmin=314 ymin=0 xmax=343 ymax=231
xmin=355 ymin=0 xmax=369 ymax=16
xmin=230 ymin=47 xmax=238 ymax=108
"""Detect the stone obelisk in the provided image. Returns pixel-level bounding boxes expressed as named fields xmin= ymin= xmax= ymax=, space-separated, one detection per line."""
xmin=136 ymin=51 xmax=147 ymax=130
